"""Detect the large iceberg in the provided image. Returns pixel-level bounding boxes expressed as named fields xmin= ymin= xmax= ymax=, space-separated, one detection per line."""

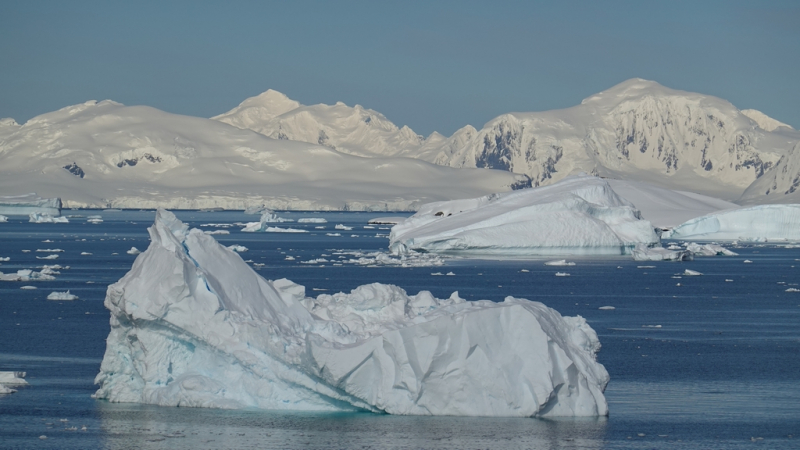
xmin=662 ymin=204 xmax=800 ymax=241
xmin=389 ymin=175 xmax=659 ymax=256
xmin=0 ymin=194 xmax=61 ymax=216
xmin=93 ymin=210 xmax=609 ymax=417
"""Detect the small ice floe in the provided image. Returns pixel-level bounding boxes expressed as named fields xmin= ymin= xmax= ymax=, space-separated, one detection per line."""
xmin=676 ymin=283 xmax=681 ymax=286
xmin=285 ymin=256 xmax=295 ymax=261
xmin=204 ymin=230 xmax=230 ymax=235
xmin=298 ymin=218 xmax=327 ymax=223
xmin=632 ymin=244 xmax=691 ymax=261
xmin=81 ymin=252 xmax=92 ymax=255
xmin=725 ymin=279 xmax=734 ymax=282
xmin=666 ymin=244 xmax=682 ymax=250
xmin=545 ymin=259 xmax=576 ymax=266
xmin=520 ymin=269 xmax=530 ymax=273
xmin=47 ymin=291 xmax=78 ymax=301
xmin=0 ymin=268 xmax=55 ymax=282
xmin=263 ymin=227 xmax=306 ymax=233
xmin=21 ymin=250 xmax=30 ymax=252
xmin=637 ymin=266 xmax=656 ymax=269
xmin=350 ymin=234 xmax=360 ymax=238
xmin=446 ymin=272 xmax=455 ymax=276
xmin=0 ymin=215 xmax=7 ymax=223
xmin=685 ymin=243 xmax=738 ymax=256
xmin=36 ymin=248 xmax=64 ymax=252
xmin=29 ymin=213 xmax=68 ymax=223
xmin=326 ymin=233 xmax=342 ymax=237
xmin=555 ymin=272 xmax=570 ymax=277
xmin=126 ymin=247 xmax=141 ymax=255
xmin=671 ymin=276 xmax=682 ymax=279
xmin=227 ymin=245 xmax=248 ymax=253
xmin=314 ymin=226 xmax=325 ymax=229
xmin=87 ymin=217 xmax=103 ymax=224
xmin=683 ymin=269 xmax=702 ymax=276
xmin=431 ymin=272 xmax=444 ymax=276
xmin=0 ymin=371 xmax=27 ymax=395
xmin=786 ymin=288 xmax=800 ymax=293
xmin=20 ymin=286 xmax=37 ymax=289
xmin=743 ymin=260 xmax=753 ymax=263
xmin=334 ymin=224 xmax=353 ymax=231
xmin=0 ymin=257 xmax=9 ymax=261
xmin=36 ymin=254 xmax=59 ymax=260
xmin=642 ymin=325 xmax=662 ymax=328
xmin=301 ymin=258 xmax=330 ymax=265
xmin=598 ymin=306 xmax=616 ymax=310
xmin=200 ymin=223 xmax=235 ymax=228
xmin=363 ymin=226 xmax=375 ymax=229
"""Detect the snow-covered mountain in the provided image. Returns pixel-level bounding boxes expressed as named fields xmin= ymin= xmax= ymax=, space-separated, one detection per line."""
xmin=215 ymin=80 xmax=800 ymax=203
xmin=423 ymin=79 xmax=800 ymax=201
xmin=740 ymin=141 xmax=800 ymax=204
xmin=213 ymin=90 xmax=425 ymax=157
xmin=0 ymin=100 xmax=529 ymax=210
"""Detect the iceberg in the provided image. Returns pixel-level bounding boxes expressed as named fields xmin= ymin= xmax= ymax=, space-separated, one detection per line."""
xmin=0 ymin=371 xmax=27 ymax=394
xmin=0 ymin=194 xmax=61 ymax=216
xmin=47 ymin=290 xmax=79 ymax=300
xmin=663 ymin=204 xmax=800 ymax=241
xmin=0 ymin=269 xmax=56 ymax=282
xmin=631 ymin=244 xmax=692 ymax=262
xmin=241 ymin=210 xmax=293 ymax=232
xmin=297 ymin=218 xmax=327 ymax=223
xmin=93 ymin=210 xmax=609 ymax=417
xmin=684 ymin=243 xmax=738 ymax=256
xmin=29 ymin=213 xmax=69 ymax=223
xmin=0 ymin=215 xmax=7 ymax=223
xmin=389 ymin=175 xmax=659 ymax=256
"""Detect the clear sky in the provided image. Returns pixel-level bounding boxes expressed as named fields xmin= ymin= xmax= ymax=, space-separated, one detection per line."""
xmin=1 ymin=0 xmax=798 ymax=136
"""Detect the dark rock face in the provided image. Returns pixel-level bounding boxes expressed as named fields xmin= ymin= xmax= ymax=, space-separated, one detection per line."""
xmin=63 ymin=162 xmax=85 ymax=178
xmin=116 ymin=153 xmax=163 ymax=168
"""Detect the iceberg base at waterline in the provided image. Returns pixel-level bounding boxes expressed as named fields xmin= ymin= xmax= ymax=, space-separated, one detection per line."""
xmin=663 ymin=204 xmax=800 ymax=241
xmin=93 ymin=210 xmax=609 ymax=417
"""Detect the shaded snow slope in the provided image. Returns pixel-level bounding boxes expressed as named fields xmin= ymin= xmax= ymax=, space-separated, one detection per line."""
xmin=741 ymin=142 xmax=800 ymax=205
xmin=421 ymin=79 xmax=799 ymax=201
xmin=93 ymin=210 xmax=609 ymax=417
xmin=0 ymin=100 xmax=529 ymax=210
xmin=740 ymin=109 xmax=793 ymax=132
xmin=662 ymin=204 xmax=800 ymax=241
xmin=389 ymin=175 xmax=659 ymax=256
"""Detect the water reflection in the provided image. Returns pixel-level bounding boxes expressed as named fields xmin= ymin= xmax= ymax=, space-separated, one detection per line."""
xmin=98 ymin=402 xmax=608 ymax=449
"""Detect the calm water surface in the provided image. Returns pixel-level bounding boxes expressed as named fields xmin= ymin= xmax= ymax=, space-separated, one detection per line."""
xmin=1 ymin=210 xmax=798 ymax=449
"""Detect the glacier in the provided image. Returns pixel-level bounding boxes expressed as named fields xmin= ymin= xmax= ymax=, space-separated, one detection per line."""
xmin=389 ymin=175 xmax=659 ymax=256
xmin=93 ymin=210 xmax=609 ymax=417
xmin=0 ymin=194 xmax=61 ymax=216
xmin=663 ymin=204 xmax=800 ymax=241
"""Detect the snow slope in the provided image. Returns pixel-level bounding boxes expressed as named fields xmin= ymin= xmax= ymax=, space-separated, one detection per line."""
xmin=662 ymin=204 xmax=800 ymax=241
xmin=0 ymin=100 xmax=529 ymax=210
xmin=213 ymin=91 xmax=425 ymax=158
xmin=741 ymin=142 xmax=800 ymax=205
xmin=389 ymin=175 xmax=659 ymax=256
xmin=93 ymin=210 xmax=609 ymax=417
xmin=421 ymin=79 xmax=800 ymax=201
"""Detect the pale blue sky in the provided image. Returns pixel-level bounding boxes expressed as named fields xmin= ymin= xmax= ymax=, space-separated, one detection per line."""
xmin=1 ymin=0 xmax=798 ymax=136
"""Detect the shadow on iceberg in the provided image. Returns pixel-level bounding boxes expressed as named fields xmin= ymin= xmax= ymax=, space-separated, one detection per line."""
xmin=93 ymin=210 xmax=609 ymax=417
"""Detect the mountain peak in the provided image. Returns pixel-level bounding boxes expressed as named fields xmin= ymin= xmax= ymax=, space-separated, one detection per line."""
xmin=211 ymin=90 xmax=301 ymax=122
xmin=581 ymin=78 xmax=676 ymax=105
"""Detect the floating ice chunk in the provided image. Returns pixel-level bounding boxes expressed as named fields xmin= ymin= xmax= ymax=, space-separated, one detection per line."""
xmin=786 ymin=288 xmax=800 ymax=293
xmin=0 ymin=257 xmax=9 ymax=262
xmin=663 ymin=204 xmax=800 ymax=241
xmin=335 ymin=224 xmax=353 ymax=230
xmin=725 ymin=279 xmax=733 ymax=282
xmin=743 ymin=260 xmax=753 ymax=263
xmin=598 ymin=306 xmax=615 ymax=310
xmin=637 ymin=266 xmax=655 ymax=269
xmin=683 ymin=269 xmax=702 ymax=276
xmin=390 ymin=175 xmax=658 ymax=256
xmin=685 ymin=243 xmax=738 ymax=256
xmin=298 ymin=218 xmax=327 ymax=223
xmin=93 ymin=210 xmax=610 ymax=417
xmin=20 ymin=285 xmax=37 ymax=289
xmin=47 ymin=291 xmax=78 ymax=301
xmin=263 ymin=227 xmax=307 ymax=233
xmin=446 ymin=271 xmax=455 ymax=276
xmin=0 ymin=194 xmax=61 ymax=216
xmin=555 ymin=272 xmax=570 ymax=277
xmin=81 ymin=252 xmax=92 ymax=255
xmin=632 ymin=244 xmax=692 ymax=261
xmin=0 ymin=215 xmax=7 ymax=223
xmin=126 ymin=247 xmax=141 ymax=255
xmin=36 ymin=254 xmax=59 ymax=260
xmin=241 ymin=210 xmax=294 ymax=231
xmin=545 ymin=260 xmax=576 ymax=266
xmin=642 ymin=325 xmax=662 ymax=328
xmin=314 ymin=226 xmax=325 ymax=229
xmin=227 ymin=245 xmax=248 ymax=253
xmin=29 ymin=213 xmax=69 ymax=223
xmin=36 ymin=248 xmax=64 ymax=252
xmin=520 ymin=269 xmax=530 ymax=272
xmin=326 ymin=233 xmax=341 ymax=237
xmin=87 ymin=218 xmax=103 ymax=224
xmin=0 ymin=371 xmax=27 ymax=394
xmin=204 ymin=230 xmax=230 ymax=235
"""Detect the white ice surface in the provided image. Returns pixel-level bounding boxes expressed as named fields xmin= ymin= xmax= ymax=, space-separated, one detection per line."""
xmin=389 ymin=175 xmax=659 ymax=256
xmin=29 ymin=213 xmax=68 ymax=223
xmin=93 ymin=210 xmax=609 ymax=417
xmin=0 ymin=194 xmax=61 ymax=216
xmin=631 ymin=244 xmax=692 ymax=262
xmin=662 ymin=204 xmax=800 ymax=241
xmin=47 ymin=291 xmax=79 ymax=300
xmin=0 ymin=215 xmax=7 ymax=222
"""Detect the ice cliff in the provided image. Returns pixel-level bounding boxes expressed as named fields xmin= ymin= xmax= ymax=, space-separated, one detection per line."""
xmin=0 ymin=194 xmax=61 ymax=216
xmin=389 ymin=174 xmax=659 ymax=256
xmin=662 ymin=204 xmax=800 ymax=241
xmin=93 ymin=210 xmax=609 ymax=417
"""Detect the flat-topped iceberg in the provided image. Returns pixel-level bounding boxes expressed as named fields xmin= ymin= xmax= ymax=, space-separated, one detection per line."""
xmin=93 ymin=210 xmax=609 ymax=417
xmin=389 ymin=174 xmax=659 ymax=256
xmin=29 ymin=213 xmax=69 ymax=223
xmin=0 ymin=194 xmax=61 ymax=216
xmin=0 ymin=371 xmax=27 ymax=394
xmin=663 ymin=204 xmax=800 ymax=241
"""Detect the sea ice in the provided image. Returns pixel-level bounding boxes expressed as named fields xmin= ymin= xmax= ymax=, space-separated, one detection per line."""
xmin=35 ymin=254 xmax=60 ymax=260
xmin=0 ymin=215 xmax=7 ymax=223
xmin=297 ymin=218 xmax=326 ymax=223
xmin=683 ymin=269 xmax=702 ymax=276
xmin=663 ymin=204 xmax=800 ymax=241
xmin=47 ymin=291 xmax=79 ymax=301
xmin=545 ymin=260 xmax=576 ymax=266
xmin=29 ymin=213 xmax=69 ymax=223
xmin=93 ymin=210 xmax=609 ymax=417
xmin=0 ymin=371 xmax=27 ymax=394
xmin=127 ymin=247 xmax=141 ymax=255
xmin=389 ymin=175 xmax=659 ymax=256
xmin=227 ymin=245 xmax=248 ymax=253
xmin=684 ymin=243 xmax=738 ymax=256
xmin=241 ymin=210 xmax=300 ymax=232
xmin=631 ymin=244 xmax=692 ymax=261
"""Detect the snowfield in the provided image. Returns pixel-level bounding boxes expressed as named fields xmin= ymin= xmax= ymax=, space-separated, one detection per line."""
xmin=389 ymin=175 xmax=659 ymax=256
xmin=93 ymin=210 xmax=609 ymax=417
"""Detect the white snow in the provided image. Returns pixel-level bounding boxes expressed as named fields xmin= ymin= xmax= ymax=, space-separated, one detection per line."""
xmin=29 ymin=213 xmax=68 ymax=223
xmin=47 ymin=291 xmax=79 ymax=301
xmin=598 ymin=306 xmax=616 ymax=310
xmin=740 ymin=109 xmax=793 ymax=132
xmin=227 ymin=245 xmax=248 ymax=253
xmin=684 ymin=243 xmax=738 ymax=256
xmin=389 ymin=175 xmax=659 ymax=256
xmin=127 ymin=247 xmax=141 ymax=255
xmin=662 ymin=204 xmax=800 ymax=241
xmin=297 ymin=218 xmax=326 ymax=223
xmin=203 ymin=230 xmax=230 ymax=235
xmin=93 ymin=210 xmax=609 ymax=417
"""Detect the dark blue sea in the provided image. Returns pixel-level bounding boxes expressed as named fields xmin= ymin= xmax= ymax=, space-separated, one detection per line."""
xmin=1 ymin=210 xmax=798 ymax=449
